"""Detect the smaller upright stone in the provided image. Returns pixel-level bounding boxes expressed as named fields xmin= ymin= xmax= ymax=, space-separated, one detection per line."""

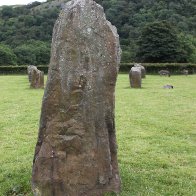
xmin=27 ymin=65 xmax=36 ymax=82
xmin=39 ymin=71 xmax=44 ymax=88
xmin=129 ymin=67 xmax=142 ymax=88
xmin=30 ymin=67 xmax=44 ymax=89
xmin=134 ymin=63 xmax=146 ymax=78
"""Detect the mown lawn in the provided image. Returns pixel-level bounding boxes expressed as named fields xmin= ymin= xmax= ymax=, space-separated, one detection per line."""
xmin=0 ymin=74 xmax=195 ymax=196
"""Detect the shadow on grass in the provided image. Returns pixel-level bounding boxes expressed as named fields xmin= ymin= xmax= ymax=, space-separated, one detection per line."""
xmin=123 ymin=86 xmax=148 ymax=89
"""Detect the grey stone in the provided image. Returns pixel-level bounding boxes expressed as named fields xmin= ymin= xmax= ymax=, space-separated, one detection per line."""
xmin=32 ymin=0 xmax=121 ymax=195
xmin=27 ymin=65 xmax=36 ymax=82
xmin=30 ymin=66 xmax=44 ymax=89
xmin=163 ymin=84 xmax=174 ymax=89
xmin=134 ymin=63 xmax=146 ymax=78
xmin=158 ymin=70 xmax=170 ymax=77
xmin=129 ymin=67 xmax=142 ymax=88
xmin=181 ymin=69 xmax=188 ymax=76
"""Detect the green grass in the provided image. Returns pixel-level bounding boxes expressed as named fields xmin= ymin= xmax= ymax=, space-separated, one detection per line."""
xmin=0 ymin=74 xmax=196 ymax=195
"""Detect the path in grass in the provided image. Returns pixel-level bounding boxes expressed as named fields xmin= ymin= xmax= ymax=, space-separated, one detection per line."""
xmin=0 ymin=75 xmax=195 ymax=195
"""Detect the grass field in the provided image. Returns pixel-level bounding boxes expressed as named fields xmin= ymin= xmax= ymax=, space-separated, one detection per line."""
xmin=0 ymin=74 xmax=196 ymax=196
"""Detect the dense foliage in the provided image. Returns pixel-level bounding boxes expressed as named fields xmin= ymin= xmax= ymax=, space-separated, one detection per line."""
xmin=14 ymin=41 xmax=50 ymax=65
xmin=0 ymin=0 xmax=195 ymax=65
xmin=0 ymin=44 xmax=17 ymax=65
xmin=99 ymin=0 xmax=196 ymax=63
xmin=0 ymin=0 xmax=59 ymax=65
xmin=136 ymin=21 xmax=193 ymax=63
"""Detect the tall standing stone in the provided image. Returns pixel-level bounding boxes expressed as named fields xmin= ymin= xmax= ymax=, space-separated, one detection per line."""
xmin=32 ymin=0 xmax=121 ymax=195
xmin=129 ymin=67 xmax=142 ymax=88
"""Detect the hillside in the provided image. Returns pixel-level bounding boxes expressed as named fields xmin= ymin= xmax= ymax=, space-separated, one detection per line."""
xmin=0 ymin=0 xmax=195 ymax=65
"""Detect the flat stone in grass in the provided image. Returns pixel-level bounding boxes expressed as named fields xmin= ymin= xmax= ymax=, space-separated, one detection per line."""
xmin=32 ymin=0 xmax=121 ymax=195
xmin=163 ymin=84 xmax=174 ymax=89
xmin=158 ymin=70 xmax=170 ymax=77
xmin=129 ymin=67 xmax=142 ymax=88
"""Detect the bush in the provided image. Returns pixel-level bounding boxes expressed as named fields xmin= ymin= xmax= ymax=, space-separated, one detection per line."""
xmin=0 ymin=44 xmax=17 ymax=66
xmin=14 ymin=45 xmax=36 ymax=65
xmin=14 ymin=41 xmax=50 ymax=65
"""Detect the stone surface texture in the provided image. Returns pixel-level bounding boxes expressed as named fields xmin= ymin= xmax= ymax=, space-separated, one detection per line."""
xmin=129 ymin=67 xmax=142 ymax=88
xmin=32 ymin=0 xmax=121 ymax=195
xmin=134 ymin=63 xmax=146 ymax=78
xmin=27 ymin=65 xmax=36 ymax=82
xmin=30 ymin=66 xmax=44 ymax=89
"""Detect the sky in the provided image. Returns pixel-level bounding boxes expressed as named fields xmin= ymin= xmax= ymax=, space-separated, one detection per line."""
xmin=0 ymin=0 xmax=46 ymax=6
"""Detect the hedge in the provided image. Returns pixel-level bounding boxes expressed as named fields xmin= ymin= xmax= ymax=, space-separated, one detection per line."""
xmin=0 ymin=63 xmax=196 ymax=74
xmin=120 ymin=63 xmax=196 ymax=74
xmin=0 ymin=65 xmax=48 ymax=74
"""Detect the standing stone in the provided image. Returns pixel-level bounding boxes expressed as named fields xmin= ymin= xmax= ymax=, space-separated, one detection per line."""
xmin=39 ymin=71 xmax=44 ymax=88
xmin=32 ymin=0 xmax=121 ymax=195
xmin=129 ymin=67 xmax=142 ymax=88
xmin=134 ymin=63 xmax=146 ymax=78
xmin=30 ymin=67 xmax=44 ymax=89
xmin=27 ymin=65 xmax=36 ymax=82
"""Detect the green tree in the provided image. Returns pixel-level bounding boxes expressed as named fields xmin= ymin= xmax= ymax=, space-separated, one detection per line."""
xmin=178 ymin=33 xmax=196 ymax=63
xmin=14 ymin=44 xmax=36 ymax=65
xmin=14 ymin=41 xmax=50 ymax=65
xmin=28 ymin=40 xmax=50 ymax=64
xmin=0 ymin=44 xmax=17 ymax=65
xmin=136 ymin=21 xmax=188 ymax=63
xmin=1 ymin=6 xmax=14 ymax=19
xmin=0 ymin=0 xmax=195 ymax=63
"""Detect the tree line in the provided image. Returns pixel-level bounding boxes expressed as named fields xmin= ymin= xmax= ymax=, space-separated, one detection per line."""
xmin=0 ymin=0 xmax=195 ymax=65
